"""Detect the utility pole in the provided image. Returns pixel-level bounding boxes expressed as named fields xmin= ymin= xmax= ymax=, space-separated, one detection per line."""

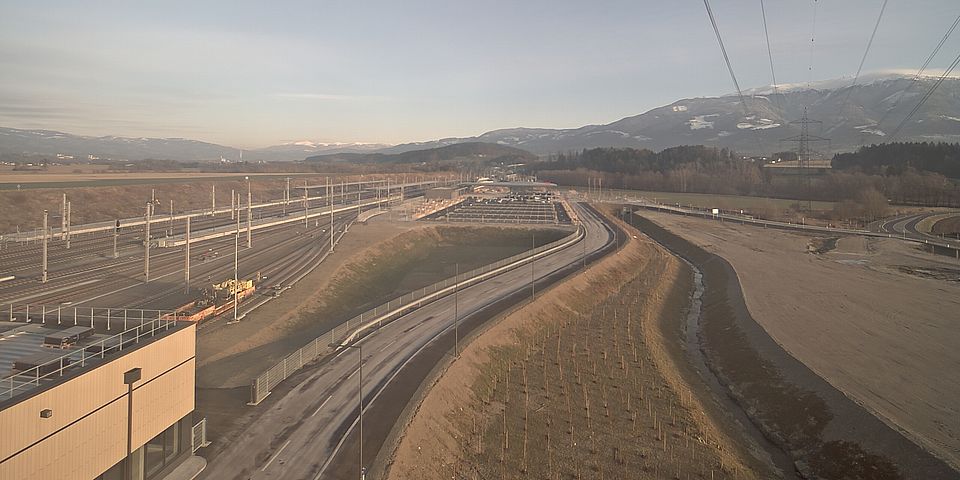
xmin=454 ymin=263 xmax=459 ymax=358
xmin=230 ymin=202 xmax=240 ymax=324
xmin=303 ymin=183 xmax=309 ymax=227
xmin=284 ymin=177 xmax=291 ymax=216
xmin=582 ymin=222 xmax=586 ymax=269
xmin=184 ymin=216 xmax=191 ymax=293
xmin=211 ymin=184 xmax=216 ymax=215
xmin=144 ymin=203 xmax=151 ymax=283
xmin=531 ymin=232 xmax=535 ymax=300
xmin=65 ymin=201 xmax=71 ymax=249
xmin=41 ymin=210 xmax=48 ymax=283
xmin=168 ymin=200 xmax=174 ymax=237
xmin=113 ymin=219 xmax=119 ymax=259
xmin=328 ymin=177 xmax=334 ymax=251
xmin=231 ymin=189 xmax=235 ymax=220
xmin=61 ymin=194 xmax=67 ymax=240
xmin=246 ymin=177 xmax=252 ymax=248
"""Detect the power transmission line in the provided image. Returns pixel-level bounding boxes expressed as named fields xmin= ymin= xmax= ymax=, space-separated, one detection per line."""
xmin=837 ymin=0 xmax=889 ymax=123
xmin=703 ymin=0 xmax=749 ymax=116
xmin=874 ymin=13 xmax=960 ymax=129
xmin=807 ymin=0 xmax=819 ymax=91
xmin=760 ymin=0 xmax=782 ymax=112
xmin=890 ymin=50 xmax=960 ymax=139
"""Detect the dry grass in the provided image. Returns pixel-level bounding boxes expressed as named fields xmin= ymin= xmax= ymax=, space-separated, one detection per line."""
xmin=0 ymin=174 xmax=402 ymax=232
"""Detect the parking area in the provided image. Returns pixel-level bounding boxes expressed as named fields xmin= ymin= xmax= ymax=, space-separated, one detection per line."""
xmin=421 ymin=193 xmax=571 ymax=225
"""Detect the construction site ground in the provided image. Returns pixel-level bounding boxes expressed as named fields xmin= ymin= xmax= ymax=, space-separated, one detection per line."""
xmin=387 ymin=208 xmax=775 ymax=480
xmin=194 ymin=215 xmax=569 ymax=461
xmin=638 ymin=210 xmax=960 ymax=474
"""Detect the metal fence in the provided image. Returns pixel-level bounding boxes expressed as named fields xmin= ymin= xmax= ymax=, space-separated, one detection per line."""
xmin=191 ymin=417 xmax=211 ymax=453
xmin=248 ymin=224 xmax=585 ymax=405
xmin=1 ymin=316 xmax=178 ymax=400
xmin=2 ymin=304 xmax=173 ymax=331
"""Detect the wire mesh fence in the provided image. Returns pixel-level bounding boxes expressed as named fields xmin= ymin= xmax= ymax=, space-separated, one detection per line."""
xmin=248 ymin=224 xmax=584 ymax=405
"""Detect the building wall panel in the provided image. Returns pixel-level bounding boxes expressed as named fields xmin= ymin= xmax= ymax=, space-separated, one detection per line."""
xmin=0 ymin=324 xmax=195 ymax=480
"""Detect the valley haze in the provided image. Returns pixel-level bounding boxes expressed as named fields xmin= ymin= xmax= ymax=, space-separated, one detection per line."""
xmin=3 ymin=73 xmax=959 ymax=162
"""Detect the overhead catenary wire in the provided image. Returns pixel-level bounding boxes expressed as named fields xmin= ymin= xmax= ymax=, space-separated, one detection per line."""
xmin=874 ymin=13 xmax=960 ymax=129
xmin=890 ymin=50 xmax=960 ymax=139
xmin=703 ymin=0 xmax=749 ymax=116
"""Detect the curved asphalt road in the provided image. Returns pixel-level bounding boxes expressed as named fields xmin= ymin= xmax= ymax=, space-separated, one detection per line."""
xmin=199 ymin=202 xmax=613 ymax=480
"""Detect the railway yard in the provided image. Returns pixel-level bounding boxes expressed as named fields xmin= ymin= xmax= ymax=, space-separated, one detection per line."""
xmin=3 ymin=176 xmax=960 ymax=480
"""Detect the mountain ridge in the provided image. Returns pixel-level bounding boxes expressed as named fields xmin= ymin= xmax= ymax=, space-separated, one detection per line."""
xmin=2 ymin=73 xmax=957 ymax=161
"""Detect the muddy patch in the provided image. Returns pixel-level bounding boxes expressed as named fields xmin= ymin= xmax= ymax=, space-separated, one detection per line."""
xmin=897 ymin=265 xmax=960 ymax=282
xmin=807 ymin=237 xmax=839 ymax=254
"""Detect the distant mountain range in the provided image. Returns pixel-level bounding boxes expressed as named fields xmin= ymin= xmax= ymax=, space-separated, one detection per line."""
xmin=305 ymin=142 xmax=535 ymax=164
xmin=2 ymin=73 xmax=957 ymax=161
xmin=0 ymin=128 xmax=388 ymax=162
xmin=384 ymin=73 xmax=960 ymax=155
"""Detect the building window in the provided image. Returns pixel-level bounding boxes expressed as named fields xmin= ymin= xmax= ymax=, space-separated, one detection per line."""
xmin=164 ymin=422 xmax=180 ymax=463
xmin=98 ymin=461 xmax=123 ymax=480
xmin=144 ymin=430 xmax=166 ymax=478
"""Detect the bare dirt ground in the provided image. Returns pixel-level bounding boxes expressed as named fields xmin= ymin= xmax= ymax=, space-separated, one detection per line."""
xmin=933 ymin=215 xmax=960 ymax=236
xmin=196 ymin=220 xmax=568 ymax=389
xmin=0 ymin=177 xmax=323 ymax=233
xmin=641 ymin=210 xmax=960 ymax=472
xmin=195 ymin=217 xmax=420 ymax=388
xmin=0 ymin=168 xmax=313 ymax=183
xmin=387 ymin=208 xmax=773 ymax=480
xmin=194 ymin=218 xmax=569 ymax=460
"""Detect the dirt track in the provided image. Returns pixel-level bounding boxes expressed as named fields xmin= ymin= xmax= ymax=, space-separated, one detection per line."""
xmin=636 ymin=211 xmax=960 ymax=478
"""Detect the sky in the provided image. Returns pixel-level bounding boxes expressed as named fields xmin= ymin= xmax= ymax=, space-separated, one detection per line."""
xmin=1 ymin=1 xmax=958 ymax=149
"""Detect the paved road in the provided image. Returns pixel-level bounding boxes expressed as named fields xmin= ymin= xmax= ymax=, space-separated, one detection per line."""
xmin=619 ymin=197 xmax=960 ymax=253
xmin=199 ymin=202 xmax=613 ymax=480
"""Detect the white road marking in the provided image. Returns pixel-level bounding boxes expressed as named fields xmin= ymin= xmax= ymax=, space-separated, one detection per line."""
xmin=261 ymin=439 xmax=292 ymax=472
xmin=311 ymin=396 xmax=331 ymax=418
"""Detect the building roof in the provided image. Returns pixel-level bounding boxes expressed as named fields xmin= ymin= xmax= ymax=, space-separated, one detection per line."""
xmin=0 ymin=319 xmax=189 ymax=407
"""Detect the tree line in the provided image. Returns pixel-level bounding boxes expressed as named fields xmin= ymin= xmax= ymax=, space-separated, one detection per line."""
xmin=527 ymin=144 xmax=960 ymax=215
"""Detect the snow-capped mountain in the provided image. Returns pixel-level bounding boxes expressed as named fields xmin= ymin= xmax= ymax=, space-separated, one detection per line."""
xmin=0 ymin=128 xmax=389 ymax=162
xmin=252 ymin=140 xmax=390 ymax=159
xmin=386 ymin=73 xmax=960 ymax=155
xmin=2 ymin=73 xmax=956 ymax=161
xmin=0 ymin=127 xmax=240 ymax=162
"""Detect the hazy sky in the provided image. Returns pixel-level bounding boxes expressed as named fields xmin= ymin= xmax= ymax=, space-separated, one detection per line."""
xmin=1 ymin=1 xmax=958 ymax=148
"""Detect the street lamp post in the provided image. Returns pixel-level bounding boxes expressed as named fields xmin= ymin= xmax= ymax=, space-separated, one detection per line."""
xmin=246 ymin=176 xmax=252 ymax=248
xmin=123 ymin=368 xmax=142 ymax=480
xmin=229 ymin=198 xmax=241 ymax=324
xmin=454 ymin=263 xmax=459 ymax=358
xmin=332 ymin=343 xmax=364 ymax=480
